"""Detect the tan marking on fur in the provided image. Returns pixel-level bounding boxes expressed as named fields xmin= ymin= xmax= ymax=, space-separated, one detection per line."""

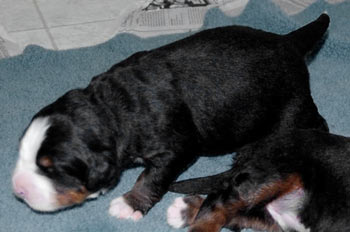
xmin=185 ymin=174 xmax=303 ymax=232
xmin=249 ymin=173 xmax=303 ymax=205
xmin=225 ymin=173 xmax=303 ymax=231
xmin=38 ymin=156 xmax=53 ymax=168
xmin=189 ymin=205 xmax=227 ymax=232
xmin=228 ymin=215 xmax=281 ymax=232
xmin=183 ymin=195 xmax=205 ymax=226
xmin=57 ymin=187 xmax=89 ymax=206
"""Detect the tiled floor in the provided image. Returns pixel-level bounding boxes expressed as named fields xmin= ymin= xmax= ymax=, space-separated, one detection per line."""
xmin=0 ymin=0 xmax=138 ymax=50
xmin=0 ymin=0 xmax=346 ymax=52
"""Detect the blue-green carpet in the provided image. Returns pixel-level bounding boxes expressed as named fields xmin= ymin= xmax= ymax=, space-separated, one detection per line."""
xmin=1 ymin=0 xmax=349 ymax=231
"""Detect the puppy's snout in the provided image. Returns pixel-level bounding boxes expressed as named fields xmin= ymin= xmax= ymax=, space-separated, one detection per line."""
xmin=12 ymin=171 xmax=61 ymax=211
xmin=12 ymin=173 xmax=35 ymax=200
xmin=14 ymin=184 xmax=27 ymax=199
xmin=13 ymin=174 xmax=27 ymax=198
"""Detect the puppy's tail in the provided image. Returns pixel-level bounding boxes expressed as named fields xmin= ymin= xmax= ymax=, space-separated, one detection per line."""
xmin=169 ymin=169 xmax=232 ymax=195
xmin=285 ymin=13 xmax=330 ymax=55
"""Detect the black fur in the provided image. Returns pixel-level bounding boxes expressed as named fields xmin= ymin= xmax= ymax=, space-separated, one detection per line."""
xmin=169 ymin=129 xmax=350 ymax=231
xmin=26 ymin=14 xmax=329 ymax=215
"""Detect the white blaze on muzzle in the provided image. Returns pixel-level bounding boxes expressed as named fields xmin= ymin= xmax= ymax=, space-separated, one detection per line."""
xmin=12 ymin=117 xmax=61 ymax=212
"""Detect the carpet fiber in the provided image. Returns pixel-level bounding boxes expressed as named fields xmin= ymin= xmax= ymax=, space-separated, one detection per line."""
xmin=1 ymin=0 xmax=349 ymax=231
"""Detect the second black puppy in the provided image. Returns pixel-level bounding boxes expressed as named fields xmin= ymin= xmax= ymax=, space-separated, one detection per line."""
xmin=12 ymin=15 xmax=329 ymax=220
xmin=168 ymin=129 xmax=350 ymax=231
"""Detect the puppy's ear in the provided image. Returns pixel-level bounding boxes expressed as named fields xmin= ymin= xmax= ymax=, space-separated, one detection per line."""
xmin=83 ymin=134 xmax=118 ymax=191
xmin=85 ymin=153 xmax=119 ymax=192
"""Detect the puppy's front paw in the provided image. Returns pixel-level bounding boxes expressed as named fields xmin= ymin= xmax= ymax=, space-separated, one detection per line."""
xmin=167 ymin=196 xmax=204 ymax=228
xmin=109 ymin=196 xmax=143 ymax=221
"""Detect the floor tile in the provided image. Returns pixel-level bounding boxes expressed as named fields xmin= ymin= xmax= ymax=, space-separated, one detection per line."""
xmin=9 ymin=29 xmax=54 ymax=50
xmin=36 ymin=0 xmax=134 ymax=27
xmin=0 ymin=0 xmax=44 ymax=32
xmin=49 ymin=20 xmax=119 ymax=50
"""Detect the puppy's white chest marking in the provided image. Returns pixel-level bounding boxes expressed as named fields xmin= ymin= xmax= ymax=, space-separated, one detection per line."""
xmin=267 ymin=188 xmax=310 ymax=232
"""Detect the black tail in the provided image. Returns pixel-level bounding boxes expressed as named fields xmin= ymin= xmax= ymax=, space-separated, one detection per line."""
xmin=285 ymin=13 xmax=330 ymax=55
xmin=169 ymin=169 xmax=232 ymax=195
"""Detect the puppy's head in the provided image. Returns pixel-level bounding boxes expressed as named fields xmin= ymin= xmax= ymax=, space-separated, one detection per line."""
xmin=12 ymin=90 xmax=120 ymax=212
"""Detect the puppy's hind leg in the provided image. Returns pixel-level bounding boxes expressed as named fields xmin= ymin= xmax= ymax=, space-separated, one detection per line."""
xmin=187 ymin=194 xmax=231 ymax=232
xmin=169 ymin=189 xmax=248 ymax=232
xmin=173 ymin=190 xmax=282 ymax=232
xmin=167 ymin=193 xmax=228 ymax=232
xmin=167 ymin=172 xmax=307 ymax=232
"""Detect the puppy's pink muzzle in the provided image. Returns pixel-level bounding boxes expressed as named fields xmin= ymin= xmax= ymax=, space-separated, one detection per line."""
xmin=12 ymin=170 xmax=87 ymax=212
xmin=12 ymin=172 xmax=47 ymax=204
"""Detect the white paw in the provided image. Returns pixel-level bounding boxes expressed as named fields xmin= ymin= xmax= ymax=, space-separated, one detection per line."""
xmin=109 ymin=196 xmax=143 ymax=221
xmin=167 ymin=197 xmax=188 ymax=228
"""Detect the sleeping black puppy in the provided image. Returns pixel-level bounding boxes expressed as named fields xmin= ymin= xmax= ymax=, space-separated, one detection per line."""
xmin=12 ymin=14 xmax=329 ymax=220
xmin=167 ymin=129 xmax=350 ymax=232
